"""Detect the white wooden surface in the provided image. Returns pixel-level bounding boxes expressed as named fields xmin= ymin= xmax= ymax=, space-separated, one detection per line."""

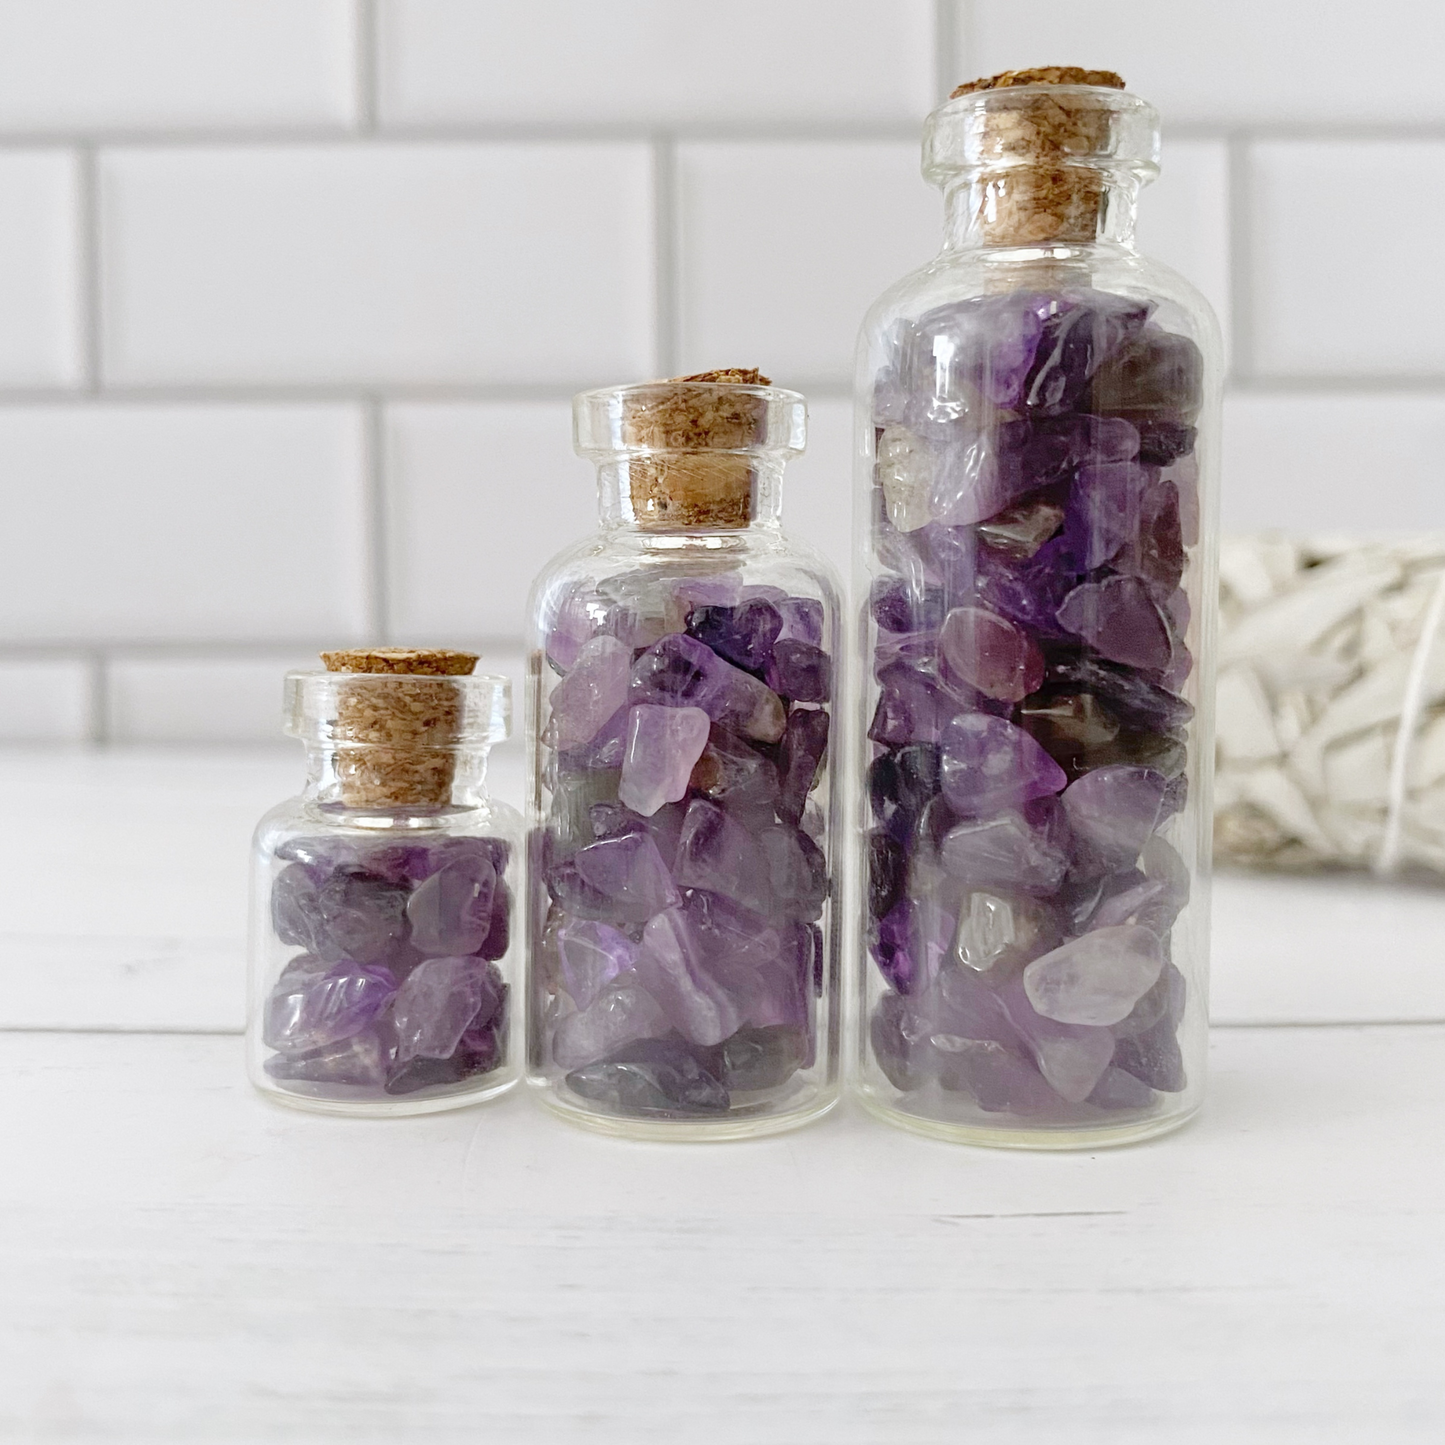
xmin=1 ymin=747 xmax=1443 ymax=1442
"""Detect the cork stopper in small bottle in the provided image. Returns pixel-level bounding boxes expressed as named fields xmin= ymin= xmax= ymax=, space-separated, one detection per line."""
xmin=320 ymin=647 xmax=480 ymax=809
xmin=949 ymin=66 xmax=1128 ymax=247
xmin=621 ymin=369 xmax=771 ymax=530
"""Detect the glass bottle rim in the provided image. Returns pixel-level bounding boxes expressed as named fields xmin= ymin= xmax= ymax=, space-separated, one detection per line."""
xmin=283 ymin=670 xmax=511 ymax=747
xmin=574 ymin=381 xmax=807 ymax=460
xmin=924 ymin=83 xmax=1161 ymax=189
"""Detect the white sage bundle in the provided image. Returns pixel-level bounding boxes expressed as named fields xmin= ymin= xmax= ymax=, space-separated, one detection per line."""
xmin=1215 ymin=535 xmax=1445 ymax=875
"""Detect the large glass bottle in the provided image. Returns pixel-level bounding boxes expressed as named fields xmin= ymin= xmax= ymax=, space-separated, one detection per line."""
xmin=526 ymin=371 xmax=842 ymax=1139
xmin=247 ymin=650 xmax=521 ymax=1116
xmin=854 ymin=71 xmax=1221 ymax=1147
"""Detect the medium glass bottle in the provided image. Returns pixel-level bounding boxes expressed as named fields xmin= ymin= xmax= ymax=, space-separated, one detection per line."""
xmin=854 ymin=70 xmax=1221 ymax=1147
xmin=526 ymin=370 xmax=843 ymax=1139
xmin=247 ymin=649 xmax=521 ymax=1116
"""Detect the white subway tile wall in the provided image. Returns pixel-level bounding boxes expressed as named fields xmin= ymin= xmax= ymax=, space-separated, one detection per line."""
xmin=384 ymin=400 xmax=593 ymax=640
xmin=0 ymin=657 xmax=92 ymax=743
xmin=0 ymin=2 xmax=1438 ymax=742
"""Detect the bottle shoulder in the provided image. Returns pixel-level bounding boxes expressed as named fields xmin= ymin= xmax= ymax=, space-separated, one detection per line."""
xmin=859 ymin=245 xmax=1221 ymax=346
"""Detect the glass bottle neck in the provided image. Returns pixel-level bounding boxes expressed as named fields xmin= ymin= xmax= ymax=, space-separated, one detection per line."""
xmin=941 ymin=167 xmax=1143 ymax=254
xmin=594 ymin=456 xmax=787 ymax=533
xmin=299 ymin=742 xmax=493 ymax=818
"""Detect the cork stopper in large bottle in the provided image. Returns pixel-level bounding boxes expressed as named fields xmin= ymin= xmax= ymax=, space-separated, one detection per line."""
xmin=320 ymin=647 xmax=480 ymax=809
xmin=950 ymin=67 xmax=1127 ymax=247
xmin=621 ymin=368 xmax=771 ymax=530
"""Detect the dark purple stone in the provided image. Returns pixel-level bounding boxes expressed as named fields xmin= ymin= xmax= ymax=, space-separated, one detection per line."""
xmin=1023 ymin=291 xmax=1153 ymax=416
xmin=776 ymin=597 xmax=824 ymax=645
xmin=1088 ymin=325 xmax=1204 ymax=423
xmin=1045 ymin=652 xmax=1194 ymax=734
xmin=871 ymin=897 xmax=954 ymax=996
xmin=766 ymin=640 xmax=832 ymax=703
xmin=311 ymin=869 xmax=410 ymax=965
xmin=869 ymin=742 xmax=942 ymax=822
xmin=1112 ymin=1017 xmax=1186 ymax=1093
xmin=869 ymin=662 xmax=961 ymax=747
xmin=870 ymin=575 xmax=945 ymax=634
xmin=687 ymin=599 xmax=782 ymax=675
xmin=868 ymin=830 xmax=907 ymax=921
xmin=777 ymin=707 xmax=829 ymax=826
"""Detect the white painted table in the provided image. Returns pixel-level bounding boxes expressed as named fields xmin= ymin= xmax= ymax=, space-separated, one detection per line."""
xmin=2 ymin=748 xmax=1442 ymax=1442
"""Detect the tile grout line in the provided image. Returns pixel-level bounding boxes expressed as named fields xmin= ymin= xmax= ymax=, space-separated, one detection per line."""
xmin=0 ymin=121 xmax=1442 ymax=149
xmin=0 ymin=636 xmax=529 ymax=658
xmin=86 ymin=647 xmax=109 ymax=745
xmin=651 ymin=134 xmax=679 ymax=375
xmin=75 ymin=142 xmax=102 ymax=393
xmin=354 ymin=0 xmax=379 ymax=136
xmin=1226 ymin=130 xmax=1256 ymax=386
xmin=362 ymin=395 xmax=390 ymax=643
xmin=3 ymin=376 xmax=1445 ymax=405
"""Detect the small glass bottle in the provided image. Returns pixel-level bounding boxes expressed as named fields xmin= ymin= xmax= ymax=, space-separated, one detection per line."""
xmin=248 ymin=648 xmax=521 ymax=1116
xmin=854 ymin=70 xmax=1221 ymax=1147
xmin=526 ymin=369 xmax=843 ymax=1139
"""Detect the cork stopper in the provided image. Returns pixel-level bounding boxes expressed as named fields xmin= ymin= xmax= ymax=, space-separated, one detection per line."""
xmin=942 ymin=67 xmax=1132 ymax=247
xmin=321 ymin=647 xmax=480 ymax=809
xmin=621 ymin=369 xmax=772 ymax=530
xmin=950 ymin=67 xmax=1125 ymax=97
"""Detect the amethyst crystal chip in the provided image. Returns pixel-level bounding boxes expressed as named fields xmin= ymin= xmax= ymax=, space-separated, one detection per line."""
xmin=1023 ymin=925 xmax=1164 ymax=1026
xmin=686 ymin=599 xmax=782 ymax=674
xmin=536 ymin=580 xmax=836 ymax=1119
xmin=674 ymin=799 xmax=774 ymax=916
xmin=406 ymin=852 xmax=497 ymax=956
xmin=939 ymin=605 xmax=1045 ymax=703
xmin=556 ymin=919 xmax=640 ymax=1008
xmin=864 ymin=285 xmax=1201 ymax=1125
xmin=565 ymin=1037 xmax=730 ymax=1117
xmin=617 ymin=704 xmax=710 ymax=817
xmin=631 ymin=632 xmax=787 ymax=744
xmin=392 ymin=955 xmax=504 ymax=1064
xmin=551 ymin=976 xmax=667 ymax=1071
xmin=634 ymin=906 xmax=745 ymax=1046
xmin=871 ymin=897 xmax=954 ymax=996
xmin=570 ymin=831 xmax=681 ymax=922
xmin=776 ymin=707 xmax=829 ymax=826
xmin=1060 ymin=765 xmax=1168 ymax=868
xmin=263 ymin=830 xmax=514 ymax=1097
xmin=307 ymin=869 xmax=410 ymax=965
xmin=1057 ymin=575 xmax=1174 ymax=673
xmin=264 ymin=959 xmax=396 ymax=1055
xmin=547 ymin=635 xmax=631 ymax=751
xmin=766 ymin=640 xmax=832 ymax=703
xmin=939 ymin=807 xmax=1070 ymax=897
xmin=940 ymin=713 xmax=1067 ymax=816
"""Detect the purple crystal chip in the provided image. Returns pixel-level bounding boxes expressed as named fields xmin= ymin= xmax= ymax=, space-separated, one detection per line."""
xmin=686 ymin=599 xmax=782 ymax=674
xmin=391 ymin=955 xmax=503 ymax=1064
xmin=617 ymin=703 xmax=710 ymax=817
xmin=940 ymin=712 xmax=1067 ymax=816
xmin=565 ymin=1037 xmax=730 ymax=1117
xmin=264 ymin=959 xmax=397 ymax=1055
xmin=406 ymin=852 xmax=497 ymax=957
